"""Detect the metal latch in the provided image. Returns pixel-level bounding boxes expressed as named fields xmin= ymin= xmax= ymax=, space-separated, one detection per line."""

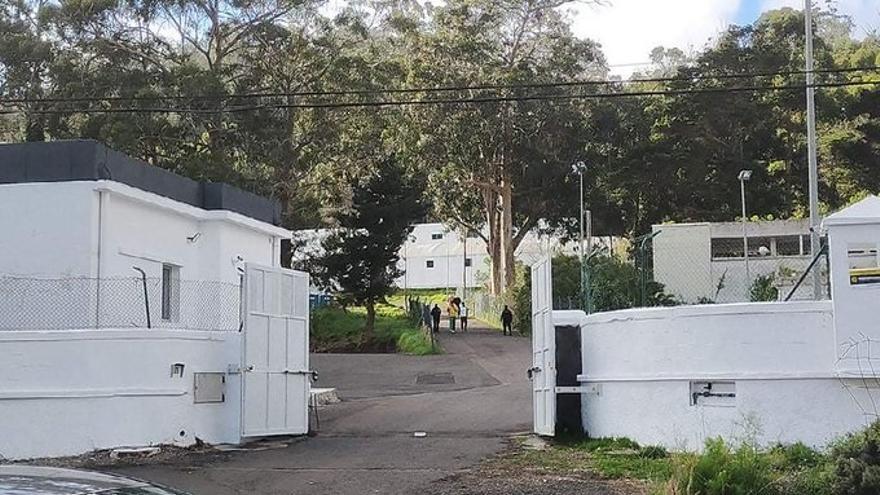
xmin=527 ymin=366 xmax=541 ymax=380
xmin=284 ymin=369 xmax=319 ymax=381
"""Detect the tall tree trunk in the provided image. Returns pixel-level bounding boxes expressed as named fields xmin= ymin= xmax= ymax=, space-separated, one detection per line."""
xmin=364 ymin=298 xmax=376 ymax=343
xmin=485 ymin=188 xmax=502 ymax=295
xmin=500 ymin=172 xmax=515 ymax=294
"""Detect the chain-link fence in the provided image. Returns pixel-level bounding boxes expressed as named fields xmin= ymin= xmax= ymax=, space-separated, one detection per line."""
xmin=0 ymin=276 xmax=241 ymax=331
xmin=463 ymin=290 xmax=505 ymax=328
xmin=551 ymin=224 xmax=830 ymax=312
xmin=646 ymin=225 xmax=829 ymax=305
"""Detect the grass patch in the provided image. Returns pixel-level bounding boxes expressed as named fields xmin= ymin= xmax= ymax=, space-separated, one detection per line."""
xmin=500 ymin=437 xmax=672 ymax=484
xmin=310 ymin=303 xmax=439 ymax=354
xmin=505 ymin=432 xmax=880 ymax=495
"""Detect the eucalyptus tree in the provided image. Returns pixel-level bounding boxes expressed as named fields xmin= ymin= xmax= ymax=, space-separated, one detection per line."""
xmin=393 ymin=0 xmax=606 ymax=294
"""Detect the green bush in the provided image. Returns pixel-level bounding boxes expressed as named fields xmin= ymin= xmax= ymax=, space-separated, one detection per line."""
xmin=671 ymin=439 xmax=779 ymax=495
xmin=552 ymin=254 xmax=677 ymax=312
xmin=750 ymin=274 xmax=780 ymax=302
xmin=829 ymin=421 xmax=880 ymax=495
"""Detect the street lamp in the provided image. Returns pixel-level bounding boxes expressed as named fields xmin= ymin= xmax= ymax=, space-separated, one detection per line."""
xmin=738 ymin=169 xmax=753 ymax=286
xmin=571 ymin=161 xmax=591 ymax=313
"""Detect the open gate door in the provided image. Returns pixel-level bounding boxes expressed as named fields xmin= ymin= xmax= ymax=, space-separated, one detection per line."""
xmin=241 ymin=263 xmax=310 ymax=437
xmin=530 ymin=256 xmax=555 ymax=436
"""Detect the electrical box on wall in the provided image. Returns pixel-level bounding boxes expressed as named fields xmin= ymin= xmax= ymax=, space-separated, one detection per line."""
xmin=193 ymin=373 xmax=226 ymax=403
xmin=690 ymin=381 xmax=736 ymax=407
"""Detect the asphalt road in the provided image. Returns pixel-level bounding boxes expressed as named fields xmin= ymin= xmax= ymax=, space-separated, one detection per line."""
xmin=114 ymin=323 xmax=535 ymax=494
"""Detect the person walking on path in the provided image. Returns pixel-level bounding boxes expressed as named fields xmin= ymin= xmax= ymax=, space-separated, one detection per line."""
xmin=500 ymin=305 xmax=513 ymax=336
xmin=459 ymin=302 xmax=469 ymax=332
xmin=430 ymin=304 xmax=442 ymax=334
xmin=447 ymin=299 xmax=459 ymax=333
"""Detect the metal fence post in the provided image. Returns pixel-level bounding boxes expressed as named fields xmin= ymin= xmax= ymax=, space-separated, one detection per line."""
xmin=132 ymin=267 xmax=151 ymax=328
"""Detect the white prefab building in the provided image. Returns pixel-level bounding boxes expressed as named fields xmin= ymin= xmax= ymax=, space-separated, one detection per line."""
xmin=651 ymin=220 xmax=820 ymax=303
xmin=0 ymin=141 xmax=311 ymax=460
xmin=398 ymin=223 xmax=590 ymax=290
xmin=533 ymin=196 xmax=880 ymax=451
xmin=294 ymin=222 xmax=581 ymax=292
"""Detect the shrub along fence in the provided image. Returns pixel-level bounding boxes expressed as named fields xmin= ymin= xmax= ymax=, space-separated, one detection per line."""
xmin=405 ymin=296 xmax=436 ymax=352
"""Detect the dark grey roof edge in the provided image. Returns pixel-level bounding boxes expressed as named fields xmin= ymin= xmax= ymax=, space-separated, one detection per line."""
xmin=0 ymin=140 xmax=282 ymax=227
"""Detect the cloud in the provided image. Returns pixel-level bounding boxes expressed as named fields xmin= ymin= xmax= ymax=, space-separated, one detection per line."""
xmin=567 ymin=0 xmax=743 ymax=76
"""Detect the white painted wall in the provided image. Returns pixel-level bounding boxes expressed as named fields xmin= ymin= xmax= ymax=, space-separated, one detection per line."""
xmin=0 ymin=329 xmax=241 ymax=460
xmin=0 ymin=180 xmax=286 ymax=282
xmin=652 ymin=221 xmax=815 ymax=303
xmin=825 ymin=196 xmax=880 ymax=375
xmin=652 ymin=224 xmax=714 ymax=302
xmin=0 ymin=181 xmax=288 ymax=331
xmin=0 ymin=179 xmax=304 ymax=460
xmin=571 ymin=302 xmax=880 ymax=450
xmin=0 ymin=182 xmax=96 ymax=278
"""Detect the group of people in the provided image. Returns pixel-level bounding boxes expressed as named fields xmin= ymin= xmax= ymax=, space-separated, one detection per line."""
xmin=429 ymin=298 xmax=515 ymax=336
xmin=430 ymin=297 xmax=468 ymax=334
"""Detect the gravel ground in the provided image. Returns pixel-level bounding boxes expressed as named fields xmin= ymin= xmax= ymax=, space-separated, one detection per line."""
xmin=424 ymin=442 xmax=650 ymax=495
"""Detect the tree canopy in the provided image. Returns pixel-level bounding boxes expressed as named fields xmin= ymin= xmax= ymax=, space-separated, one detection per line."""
xmin=2 ymin=1 xmax=878 ymax=294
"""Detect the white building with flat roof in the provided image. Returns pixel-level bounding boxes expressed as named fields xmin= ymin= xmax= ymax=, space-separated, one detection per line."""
xmin=651 ymin=219 xmax=822 ymax=303
xmin=0 ymin=141 xmax=311 ymax=460
xmin=294 ymin=222 xmax=586 ymax=292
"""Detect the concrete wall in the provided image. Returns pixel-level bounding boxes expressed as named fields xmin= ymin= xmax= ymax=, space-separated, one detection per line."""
xmin=652 ymin=224 xmax=714 ymax=302
xmin=652 ymin=221 xmax=815 ymax=303
xmin=0 ymin=181 xmax=287 ymax=331
xmin=827 ymin=215 xmax=880 ymax=375
xmin=575 ymin=301 xmax=880 ymax=450
xmin=0 ymin=329 xmax=241 ymax=460
xmin=0 ymin=182 xmax=97 ymax=278
xmin=0 ymin=180 xmax=285 ymax=282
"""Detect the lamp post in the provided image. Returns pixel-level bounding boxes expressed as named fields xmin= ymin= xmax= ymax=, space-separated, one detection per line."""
xmin=738 ymin=170 xmax=753 ymax=287
xmin=572 ymin=161 xmax=590 ymax=313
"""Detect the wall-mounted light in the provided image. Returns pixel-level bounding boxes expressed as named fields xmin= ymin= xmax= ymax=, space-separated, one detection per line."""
xmin=187 ymin=232 xmax=202 ymax=243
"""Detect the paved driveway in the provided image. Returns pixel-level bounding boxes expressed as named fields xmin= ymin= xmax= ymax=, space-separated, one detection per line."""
xmin=114 ymin=325 xmax=533 ymax=494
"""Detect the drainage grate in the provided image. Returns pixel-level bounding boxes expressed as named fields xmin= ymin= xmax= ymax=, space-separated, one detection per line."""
xmin=416 ymin=372 xmax=455 ymax=385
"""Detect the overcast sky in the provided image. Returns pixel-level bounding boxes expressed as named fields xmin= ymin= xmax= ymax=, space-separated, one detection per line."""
xmin=568 ymin=0 xmax=879 ymax=75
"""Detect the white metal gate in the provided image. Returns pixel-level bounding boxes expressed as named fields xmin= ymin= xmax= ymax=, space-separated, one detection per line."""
xmin=530 ymin=257 xmax=555 ymax=436
xmin=241 ymin=263 xmax=311 ymax=437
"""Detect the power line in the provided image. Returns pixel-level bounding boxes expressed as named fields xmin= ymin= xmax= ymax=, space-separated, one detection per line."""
xmin=1 ymin=80 xmax=876 ymax=115
xmin=1 ymin=65 xmax=878 ymax=105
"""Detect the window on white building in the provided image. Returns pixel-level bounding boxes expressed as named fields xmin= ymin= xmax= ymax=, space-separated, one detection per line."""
xmin=747 ymin=236 xmax=772 ymax=257
xmin=464 ymin=258 xmax=472 ymax=267
xmin=776 ymin=235 xmax=801 ymax=256
xmin=711 ymin=238 xmax=744 ymax=259
xmin=426 ymin=260 xmax=435 ymax=268
xmin=161 ymin=264 xmax=180 ymax=321
xmin=431 ymin=233 xmax=443 ymax=240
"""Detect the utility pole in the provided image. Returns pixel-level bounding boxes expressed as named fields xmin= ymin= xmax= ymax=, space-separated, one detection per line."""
xmin=805 ymin=0 xmax=822 ymax=299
